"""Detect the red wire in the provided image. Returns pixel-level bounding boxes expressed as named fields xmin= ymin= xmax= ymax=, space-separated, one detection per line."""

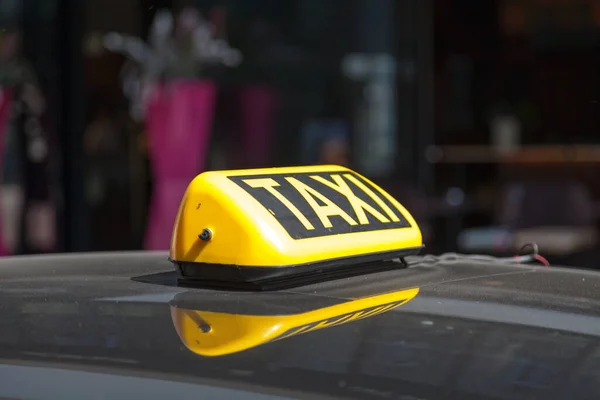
xmin=534 ymin=254 xmax=550 ymax=267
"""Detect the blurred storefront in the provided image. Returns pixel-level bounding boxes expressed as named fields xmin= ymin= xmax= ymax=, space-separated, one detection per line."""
xmin=2 ymin=0 xmax=598 ymax=258
xmin=432 ymin=0 xmax=600 ymax=258
xmin=0 ymin=0 xmax=61 ymax=254
xmin=69 ymin=0 xmax=434 ymax=252
xmin=4 ymin=0 xmax=600 ymax=256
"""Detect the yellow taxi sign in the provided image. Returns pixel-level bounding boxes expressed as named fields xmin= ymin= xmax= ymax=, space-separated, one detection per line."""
xmin=170 ymin=165 xmax=422 ymax=287
xmin=171 ymin=287 xmax=419 ymax=357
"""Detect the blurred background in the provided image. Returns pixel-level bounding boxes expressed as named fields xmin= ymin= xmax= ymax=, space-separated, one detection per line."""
xmin=1 ymin=0 xmax=600 ymax=267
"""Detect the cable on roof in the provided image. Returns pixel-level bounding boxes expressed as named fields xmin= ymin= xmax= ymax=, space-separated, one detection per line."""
xmin=405 ymin=242 xmax=550 ymax=267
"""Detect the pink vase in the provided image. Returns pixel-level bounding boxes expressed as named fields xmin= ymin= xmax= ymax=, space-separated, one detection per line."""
xmin=239 ymin=85 xmax=277 ymax=168
xmin=144 ymin=80 xmax=217 ymax=250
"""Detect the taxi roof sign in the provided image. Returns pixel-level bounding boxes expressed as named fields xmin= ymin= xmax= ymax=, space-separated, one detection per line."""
xmin=170 ymin=165 xmax=423 ymax=288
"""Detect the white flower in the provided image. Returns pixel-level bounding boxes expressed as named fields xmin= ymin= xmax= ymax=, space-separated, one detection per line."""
xmin=103 ymin=8 xmax=242 ymax=120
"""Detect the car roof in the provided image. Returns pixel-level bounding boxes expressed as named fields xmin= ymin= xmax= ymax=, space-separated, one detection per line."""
xmin=0 ymin=252 xmax=599 ymax=399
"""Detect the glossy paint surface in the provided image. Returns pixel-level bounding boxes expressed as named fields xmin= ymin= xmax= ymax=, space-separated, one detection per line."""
xmin=0 ymin=252 xmax=599 ymax=399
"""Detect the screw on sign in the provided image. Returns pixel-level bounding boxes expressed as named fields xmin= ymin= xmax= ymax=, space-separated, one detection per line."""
xmin=199 ymin=228 xmax=212 ymax=241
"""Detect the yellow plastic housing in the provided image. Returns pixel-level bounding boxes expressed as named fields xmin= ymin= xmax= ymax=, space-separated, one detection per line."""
xmin=170 ymin=165 xmax=422 ymax=269
xmin=171 ymin=287 xmax=419 ymax=357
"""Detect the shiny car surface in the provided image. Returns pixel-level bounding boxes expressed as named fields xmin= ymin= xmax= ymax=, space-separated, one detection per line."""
xmin=0 ymin=252 xmax=599 ymax=399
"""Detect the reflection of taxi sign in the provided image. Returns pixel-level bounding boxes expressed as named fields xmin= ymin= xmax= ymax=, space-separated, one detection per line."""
xmin=171 ymin=288 xmax=419 ymax=357
xmin=170 ymin=165 xmax=422 ymax=288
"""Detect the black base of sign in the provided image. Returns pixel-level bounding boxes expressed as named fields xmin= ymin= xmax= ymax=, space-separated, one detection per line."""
xmin=172 ymin=246 xmax=424 ymax=291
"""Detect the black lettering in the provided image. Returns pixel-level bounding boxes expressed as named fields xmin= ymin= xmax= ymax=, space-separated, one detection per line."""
xmin=229 ymin=172 xmax=410 ymax=239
